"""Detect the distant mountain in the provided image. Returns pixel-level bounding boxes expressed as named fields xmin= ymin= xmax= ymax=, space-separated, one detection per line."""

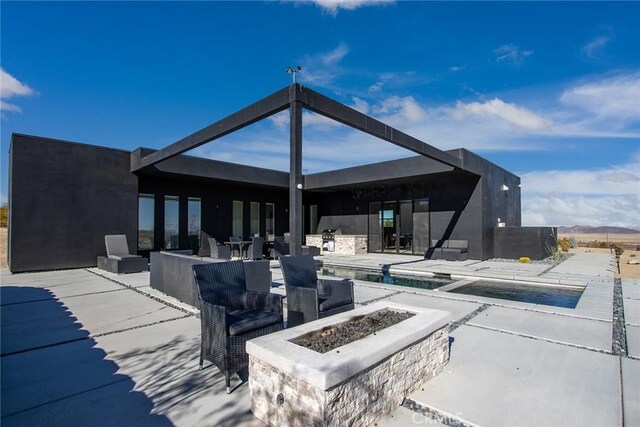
xmin=558 ymin=225 xmax=640 ymax=234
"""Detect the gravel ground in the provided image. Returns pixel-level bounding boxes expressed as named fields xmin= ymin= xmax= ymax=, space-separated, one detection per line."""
xmin=612 ymin=278 xmax=628 ymax=356
xmin=291 ymin=309 xmax=414 ymax=353
xmin=489 ymin=253 xmax=573 ymax=266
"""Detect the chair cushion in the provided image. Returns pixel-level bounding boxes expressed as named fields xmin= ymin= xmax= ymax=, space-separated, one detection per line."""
xmin=318 ymin=279 xmax=353 ymax=311
xmin=441 ymin=248 xmax=467 ymax=253
xmin=447 ymin=240 xmax=468 ymax=249
xmin=108 ymin=253 xmax=142 ymax=261
xmin=227 ymin=309 xmax=282 ymax=336
xmin=105 ymin=235 xmax=131 ymax=257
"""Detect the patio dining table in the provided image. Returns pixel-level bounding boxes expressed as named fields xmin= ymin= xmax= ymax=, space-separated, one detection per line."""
xmin=223 ymin=241 xmax=252 ymax=259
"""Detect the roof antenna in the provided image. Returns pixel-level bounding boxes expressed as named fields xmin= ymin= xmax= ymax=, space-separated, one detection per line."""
xmin=285 ymin=66 xmax=302 ymax=84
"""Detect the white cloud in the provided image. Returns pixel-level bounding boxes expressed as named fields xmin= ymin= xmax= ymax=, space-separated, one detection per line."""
xmin=450 ymin=98 xmax=551 ymax=131
xmin=0 ymin=68 xmax=35 ymax=115
xmin=560 ymin=72 xmax=640 ymax=122
xmin=373 ymin=95 xmax=428 ymax=125
xmin=494 ymin=44 xmax=532 ymax=65
xmin=304 ymin=0 xmax=394 ymax=16
xmin=320 ymin=43 xmax=349 ymax=65
xmin=1 ymin=68 xmax=34 ymax=98
xmin=367 ymin=71 xmax=429 ymax=94
xmin=521 ymin=159 xmax=640 ymax=228
xmin=522 ymin=194 xmax=639 ymax=228
xmin=0 ymin=100 xmax=22 ymax=113
xmin=300 ymin=43 xmax=349 ymax=87
xmin=582 ymin=35 xmax=610 ymax=58
xmin=350 ymin=97 xmax=370 ymax=114
xmin=449 ymin=65 xmax=466 ymax=72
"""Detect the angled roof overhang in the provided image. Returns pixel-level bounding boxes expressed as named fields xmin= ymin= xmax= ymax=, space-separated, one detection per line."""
xmin=131 ymin=83 xmax=473 ymax=255
xmin=131 ymin=84 xmax=464 ymax=173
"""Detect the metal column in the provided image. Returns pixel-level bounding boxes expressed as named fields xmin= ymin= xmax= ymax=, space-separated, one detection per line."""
xmin=289 ymin=84 xmax=303 ymax=255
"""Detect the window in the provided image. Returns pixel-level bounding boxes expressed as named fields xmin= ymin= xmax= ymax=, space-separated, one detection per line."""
xmin=265 ymin=203 xmax=275 ymax=237
xmin=250 ymin=202 xmax=260 ymax=236
xmin=413 ymin=199 xmax=430 ymax=255
xmin=309 ymin=205 xmax=318 ymax=235
xmin=138 ymin=194 xmax=154 ymax=250
xmin=188 ymin=197 xmax=201 ymax=250
xmin=232 ymin=200 xmax=243 ymax=238
xmin=164 ymin=196 xmax=180 ymax=249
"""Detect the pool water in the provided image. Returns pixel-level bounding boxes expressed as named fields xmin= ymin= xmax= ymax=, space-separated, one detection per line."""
xmin=449 ymin=280 xmax=583 ymax=308
xmin=321 ymin=267 xmax=453 ymax=290
xmin=320 ymin=266 xmax=583 ymax=309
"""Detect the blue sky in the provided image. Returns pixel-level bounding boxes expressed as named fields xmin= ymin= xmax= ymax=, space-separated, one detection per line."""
xmin=1 ymin=1 xmax=639 ymax=228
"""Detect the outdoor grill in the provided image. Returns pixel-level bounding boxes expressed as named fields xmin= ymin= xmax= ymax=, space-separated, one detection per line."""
xmin=321 ymin=228 xmax=341 ymax=252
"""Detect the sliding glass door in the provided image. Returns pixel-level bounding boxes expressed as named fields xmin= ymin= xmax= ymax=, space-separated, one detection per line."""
xmin=368 ymin=198 xmax=429 ymax=255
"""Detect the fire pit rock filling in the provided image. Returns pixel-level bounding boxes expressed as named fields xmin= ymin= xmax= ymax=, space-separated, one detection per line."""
xmin=247 ymin=302 xmax=450 ymax=427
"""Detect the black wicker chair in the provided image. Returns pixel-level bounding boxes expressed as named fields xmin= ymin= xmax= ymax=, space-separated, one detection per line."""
xmin=279 ymin=255 xmax=354 ymax=327
xmin=192 ymin=261 xmax=284 ymax=393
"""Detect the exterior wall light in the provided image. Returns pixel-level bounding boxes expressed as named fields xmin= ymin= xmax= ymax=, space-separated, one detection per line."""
xmin=297 ymin=183 xmax=303 ymax=190
xmin=501 ymin=184 xmax=509 ymax=191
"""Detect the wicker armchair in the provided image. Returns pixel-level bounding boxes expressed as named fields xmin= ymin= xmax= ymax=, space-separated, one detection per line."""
xmin=207 ymin=237 xmax=231 ymax=260
xmin=279 ymin=255 xmax=354 ymax=327
xmin=192 ymin=261 xmax=284 ymax=393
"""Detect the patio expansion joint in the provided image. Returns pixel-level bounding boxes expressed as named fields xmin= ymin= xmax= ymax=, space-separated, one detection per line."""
xmin=85 ymin=268 xmax=198 ymax=316
xmin=359 ymin=290 xmax=403 ymax=306
xmin=90 ymin=314 xmax=192 ymax=338
xmin=465 ymin=323 xmax=615 ymax=356
xmin=402 ymin=398 xmax=475 ymax=427
xmin=449 ymin=304 xmax=490 ymax=332
xmin=612 ymin=278 xmax=628 ymax=357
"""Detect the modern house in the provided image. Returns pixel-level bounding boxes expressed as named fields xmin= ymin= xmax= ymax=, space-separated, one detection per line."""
xmin=8 ymin=84 xmax=525 ymax=273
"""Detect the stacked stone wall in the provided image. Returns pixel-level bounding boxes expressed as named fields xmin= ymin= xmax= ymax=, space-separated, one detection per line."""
xmin=250 ymin=325 xmax=449 ymax=427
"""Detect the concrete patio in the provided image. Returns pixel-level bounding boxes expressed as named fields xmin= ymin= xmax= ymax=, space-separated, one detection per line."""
xmin=1 ymin=253 xmax=638 ymax=426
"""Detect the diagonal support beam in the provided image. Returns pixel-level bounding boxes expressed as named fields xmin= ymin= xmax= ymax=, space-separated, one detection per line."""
xmin=298 ymin=86 xmax=463 ymax=170
xmin=131 ymin=87 xmax=291 ymax=171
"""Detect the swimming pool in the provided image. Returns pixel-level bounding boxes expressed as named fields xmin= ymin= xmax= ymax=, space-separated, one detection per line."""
xmin=321 ymin=267 xmax=453 ymax=290
xmin=321 ymin=266 xmax=584 ymax=308
xmin=448 ymin=280 xmax=583 ymax=308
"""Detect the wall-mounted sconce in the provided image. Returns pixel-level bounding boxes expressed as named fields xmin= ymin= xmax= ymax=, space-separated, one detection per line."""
xmin=518 ymin=184 xmax=522 ymax=188
xmin=501 ymin=184 xmax=510 ymax=191
xmin=297 ymin=183 xmax=303 ymax=190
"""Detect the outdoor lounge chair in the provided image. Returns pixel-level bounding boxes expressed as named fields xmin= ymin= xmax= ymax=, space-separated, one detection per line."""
xmin=192 ymin=261 xmax=284 ymax=393
xmin=279 ymin=255 xmax=354 ymax=327
xmin=207 ymin=238 xmax=231 ymax=260
xmin=97 ymin=235 xmax=148 ymax=274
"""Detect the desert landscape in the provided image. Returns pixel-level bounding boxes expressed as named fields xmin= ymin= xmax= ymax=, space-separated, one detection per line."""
xmin=0 ymin=227 xmax=6 ymax=269
xmin=557 ymin=232 xmax=640 ymax=279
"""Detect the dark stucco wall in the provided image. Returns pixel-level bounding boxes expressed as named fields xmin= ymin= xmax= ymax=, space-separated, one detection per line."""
xmin=494 ymin=227 xmax=556 ymax=260
xmin=306 ymin=168 xmax=483 ymax=257
xmin=460 ymin=149 xmax=521 ymax=259
xmin=137 ymin=174 xmax=289 ymax=253
xmin=8 ymin=134 xmax=138 ymax=272
xmin=305 ymin=150 xmax=521 ymax=260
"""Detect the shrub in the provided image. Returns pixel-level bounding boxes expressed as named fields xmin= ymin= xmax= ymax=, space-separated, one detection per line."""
xmin=546 ymin=230 xmax=562 ymax=260
xmin=559 ymin=240 xmax=570 ymax=252
xmin=568 ymin=236 xmax=578 ymax=248
xmin=0 ymin=203 xmax=7 ymax=227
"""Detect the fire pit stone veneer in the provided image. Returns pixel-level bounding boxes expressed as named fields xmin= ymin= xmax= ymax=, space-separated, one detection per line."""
xmin=246 ymin=302 xmax=450 ymax=427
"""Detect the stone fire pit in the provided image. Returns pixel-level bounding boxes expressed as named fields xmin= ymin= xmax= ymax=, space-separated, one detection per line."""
xmin=246 ymin=301 xmax=450 ymax=427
